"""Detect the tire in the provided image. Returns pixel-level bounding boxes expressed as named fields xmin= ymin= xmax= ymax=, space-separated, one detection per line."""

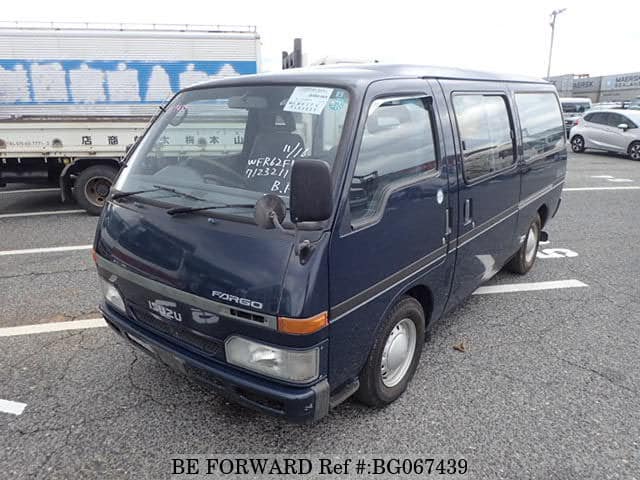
xmin=571 ymin=135 xmax=585 ymax=153
xmin=506 ymin=214 xmax=541 ymax=274
xmin=628 ymin=141 xmax=640 ymax=161
xmin=355 ymin=296 xmax=425 ymax=407
xmin=73 ymin=165 xmax=118 ymax=216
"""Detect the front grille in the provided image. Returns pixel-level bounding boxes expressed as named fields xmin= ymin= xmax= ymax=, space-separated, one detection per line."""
xmin=129 ymin=305 xmax=224 ymax=359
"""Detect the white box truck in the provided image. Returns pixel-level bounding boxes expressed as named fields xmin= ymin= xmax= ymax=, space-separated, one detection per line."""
xmin=0 ymin=22 xmax=260 ymax=214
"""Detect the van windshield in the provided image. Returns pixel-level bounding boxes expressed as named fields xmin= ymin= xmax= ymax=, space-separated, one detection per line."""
xmin=114 ymin=85 xmax=350 ymax=217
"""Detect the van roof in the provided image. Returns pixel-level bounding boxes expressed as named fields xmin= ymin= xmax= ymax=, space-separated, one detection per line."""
xmin=186 ymin=63 xmax=549 ymax=91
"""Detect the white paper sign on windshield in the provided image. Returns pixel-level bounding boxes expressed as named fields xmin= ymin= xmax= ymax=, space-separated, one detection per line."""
xmin=283 ymin=87 xmax=333 ymax=115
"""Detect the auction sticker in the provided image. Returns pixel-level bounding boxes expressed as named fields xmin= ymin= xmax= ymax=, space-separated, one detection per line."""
xmin=284 ymin=87 xmax=333 ymax=115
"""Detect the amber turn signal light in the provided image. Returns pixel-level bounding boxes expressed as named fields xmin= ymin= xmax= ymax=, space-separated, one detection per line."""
xmin=277 ymin=311 xmax=328 ymax=335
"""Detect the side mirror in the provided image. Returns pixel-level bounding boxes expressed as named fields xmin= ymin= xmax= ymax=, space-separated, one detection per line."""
xmin=617 ymin=123 xmax=629 ymax=130
xmin=290 ymin=159 xmax=332 ymax=223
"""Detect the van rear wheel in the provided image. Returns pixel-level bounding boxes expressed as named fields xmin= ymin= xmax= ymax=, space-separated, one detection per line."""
xmin=355 ymin=296 xmax=425 ymax=407
xmin=506 ymin=214 xmax=541 ymax=274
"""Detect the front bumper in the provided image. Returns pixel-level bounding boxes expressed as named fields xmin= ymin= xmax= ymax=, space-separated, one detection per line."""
xmin=100 ymin=304 xmax=330 ymax=423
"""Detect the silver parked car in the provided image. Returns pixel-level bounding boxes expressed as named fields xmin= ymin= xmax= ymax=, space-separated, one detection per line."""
xmin=569 ymin=109 xmax=640 ymax=160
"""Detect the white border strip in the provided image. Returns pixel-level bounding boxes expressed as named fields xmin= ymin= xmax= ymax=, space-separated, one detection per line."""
xmin=0 ymin=188 xmax=59 ymax=195
xmin=564 ymin=186 xmax=640 ymax=191
xmin=0 ymin=399 xmax=27 ymax=416
xmin=0 ymin=245 xmax=92 ymax=256
xmin=473 ymin=279 xmax=588 ymax=295
xmin=0 ymin=209 xmax=84 ymax=219
xmin=0 ymin=318 xmax=106 ymax=337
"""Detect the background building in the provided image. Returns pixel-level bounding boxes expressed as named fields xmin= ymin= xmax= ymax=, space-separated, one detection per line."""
xmin=549 ymin=71 xmax=640 ymax=102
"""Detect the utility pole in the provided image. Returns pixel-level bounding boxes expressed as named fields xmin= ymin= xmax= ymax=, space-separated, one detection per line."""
xmin=546 ymin=8 xmax=566 ymax=80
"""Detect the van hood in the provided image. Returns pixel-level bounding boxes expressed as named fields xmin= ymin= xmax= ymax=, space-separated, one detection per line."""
xmin=95 ymin=202 xmax=293 ymax=316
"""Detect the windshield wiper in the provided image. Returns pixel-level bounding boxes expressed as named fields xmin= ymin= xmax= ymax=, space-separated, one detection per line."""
xmin=111 ymin=185 xmax=205 ymax=202
xmin=166 ymin=203 xmax=255 ymax=216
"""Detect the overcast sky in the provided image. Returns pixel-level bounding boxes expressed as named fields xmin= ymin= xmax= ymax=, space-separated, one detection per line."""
xmin=3 ymin=0 xmax=639 ymax=78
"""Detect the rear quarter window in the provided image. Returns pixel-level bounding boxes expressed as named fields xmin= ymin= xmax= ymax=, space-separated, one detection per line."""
xmin=515 ymin=93 xmax=565 ymax=160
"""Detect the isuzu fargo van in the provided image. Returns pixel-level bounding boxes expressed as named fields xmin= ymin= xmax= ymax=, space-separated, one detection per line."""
xmin=94 ymin=65 xmax=567 ymax=422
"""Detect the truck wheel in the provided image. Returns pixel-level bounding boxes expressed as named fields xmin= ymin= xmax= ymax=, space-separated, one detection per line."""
xmin=571 ymin=135 xmax=585 ymax=153
xmin=73 ymin=165 xmax=117 ymax=215
xmin=355 ymin=296 xmax=425 ymax=407
xmin=506 ymin=214 xmax=541 ymax=274
xmin=628 ymin=141 xmax=640 ymax=161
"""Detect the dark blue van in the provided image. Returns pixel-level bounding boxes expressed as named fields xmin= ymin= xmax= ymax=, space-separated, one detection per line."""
xmin=94 ymin=65 xmax=567 ymax=422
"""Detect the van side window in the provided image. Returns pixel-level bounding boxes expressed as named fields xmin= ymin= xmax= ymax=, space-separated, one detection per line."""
xmin=514 ymin=93 xmax=565 ymax=160
xmin=349 ymin=97 xmax=437 ymax=224
xmin=453 ymin=94 xmax=515 ymax=181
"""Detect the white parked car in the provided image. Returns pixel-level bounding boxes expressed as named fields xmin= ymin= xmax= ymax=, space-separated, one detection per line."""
xmin=561 ymin=97 xmax=592 ymax=136
xmin=569 ymin=109 xmax=640 ymax=160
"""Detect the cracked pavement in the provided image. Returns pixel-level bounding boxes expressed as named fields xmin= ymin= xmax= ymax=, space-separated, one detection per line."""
xmin=1 ymin=152 xmax=639 ymax=479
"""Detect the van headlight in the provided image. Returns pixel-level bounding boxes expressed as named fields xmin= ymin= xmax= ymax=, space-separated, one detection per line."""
xmin=225 ymin=336 xmax=319 ymax=384
xmin=99 ymin=277 xmax=126 ymax=313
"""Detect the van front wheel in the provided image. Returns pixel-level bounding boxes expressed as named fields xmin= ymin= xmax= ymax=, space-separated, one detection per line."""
xmin=506 ymin=214 xmax=541 ymax=274
xmin=355 ymin=296 xmax=425 ymax=407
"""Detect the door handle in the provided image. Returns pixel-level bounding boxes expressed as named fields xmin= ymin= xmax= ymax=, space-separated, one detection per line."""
xmin=463 ymin=198 xmax=473 ymax=226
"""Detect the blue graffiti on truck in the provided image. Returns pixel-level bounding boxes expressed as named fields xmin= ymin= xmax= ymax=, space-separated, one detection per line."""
xmin=0 ymin=60 xmax=257 ymax=104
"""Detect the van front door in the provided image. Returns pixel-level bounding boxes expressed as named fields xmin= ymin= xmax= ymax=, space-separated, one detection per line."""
xmin=447 ymin=89 xmax=520 ymax=304
xmin=327 ymin=79 xmax=455 ymax=388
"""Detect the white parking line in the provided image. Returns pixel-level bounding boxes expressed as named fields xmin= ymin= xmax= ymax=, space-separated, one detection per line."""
xmin=0 ymin=188 xmax=59 ymax=195
xmin=564 ymin=186 xmax=640 ymax=191
xmin=0 ymin=399 xmax=27 ymax=416
xmin=473 ymin=279 xmax=588 ymax=295
xmin=0 ymin=245 xmax=92 ymax=256
xmin=0 ymin=318 xmax=106 ymax=337
xmin=0 ymin=209 xmax=84 ymax=219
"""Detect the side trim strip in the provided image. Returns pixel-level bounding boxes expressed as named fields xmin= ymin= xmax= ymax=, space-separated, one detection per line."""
xmin=96 ymin=256 xmax=278 ymax=330
xmin=330 ymin=178 xmax=566 ymax=320
xmin=331 ymin=246 xmax=447 ymax=321
xmin=456 ymin=178 xmax=565 ymax=251
xmin=456 ymin=205 xmax=518 ymax=250
xmin=519 ymin=178 xmax=564 ymax=210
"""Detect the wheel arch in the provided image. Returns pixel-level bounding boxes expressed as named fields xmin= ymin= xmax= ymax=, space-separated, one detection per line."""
xmin=352 ymin=280 xmax=434 ymax=380
xmin=403 ymin=284 xmax=433 ymax=327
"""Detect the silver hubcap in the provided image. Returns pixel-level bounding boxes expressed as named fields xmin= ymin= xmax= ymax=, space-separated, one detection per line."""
xmin=84 ymin=176 xmax=112 ymax=207
xmin=631 ymin=145 xmax=640 ymax=160
xmin=572 ymin=138 xmax=583 ymax=151
xmin=524 ymin=225 xmax=538 ymax=264
xmin=381 ymin=318 xmax=417 ymax=388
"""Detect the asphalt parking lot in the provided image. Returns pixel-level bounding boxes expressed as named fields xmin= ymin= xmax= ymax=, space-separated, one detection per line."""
xmin=1 ymin=152 xmax=639 ymax=479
